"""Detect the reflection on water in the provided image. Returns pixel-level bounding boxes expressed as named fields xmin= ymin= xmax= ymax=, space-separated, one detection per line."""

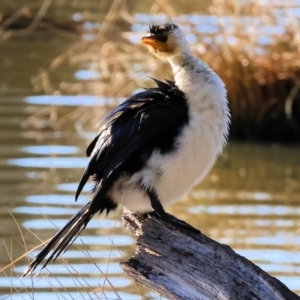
xmin=24 ymin=95 xmax=112 ymax=106
xmin=8 ymin=157 xmax=88 ymax=168
xmin=0 ymin=12 xmax=300 ymax=300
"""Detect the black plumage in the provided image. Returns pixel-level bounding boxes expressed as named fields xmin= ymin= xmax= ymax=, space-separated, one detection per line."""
xmin=76 ymin=79 xmax=189 ymax=207
xmin=149 ymin=23 xmax=178 ymax=35
xmin=22 ymin=78 xmax=189 ymax=277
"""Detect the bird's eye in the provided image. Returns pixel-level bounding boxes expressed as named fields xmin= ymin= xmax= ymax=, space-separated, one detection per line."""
xmin=153 ymin=33 xmax=168 ymax=43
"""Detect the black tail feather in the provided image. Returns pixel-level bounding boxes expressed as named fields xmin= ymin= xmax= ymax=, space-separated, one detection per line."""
xmin=21 ymin=202 xmax=94 ymax=278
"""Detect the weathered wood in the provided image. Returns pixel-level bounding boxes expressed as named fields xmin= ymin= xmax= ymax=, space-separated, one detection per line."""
xmin=120 ymin=210 xmax=299 ymax=300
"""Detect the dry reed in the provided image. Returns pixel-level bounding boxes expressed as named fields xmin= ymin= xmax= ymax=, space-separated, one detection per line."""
xmin=2 ymin=0 xmax=300 ymax=140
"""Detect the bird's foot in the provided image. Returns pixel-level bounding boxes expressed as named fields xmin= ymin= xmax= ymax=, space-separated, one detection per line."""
xmin=149 ymin=211 xmax=200 ymax=234
xmin=146 ymin=189 xmax=200 ymax=233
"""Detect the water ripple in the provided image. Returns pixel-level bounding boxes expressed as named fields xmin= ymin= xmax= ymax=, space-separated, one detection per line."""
xmin=21 ymin=145 xmax=79 ymax=155
xmin=0 ymin=292 xmax=142 ymax=300
xmin=0 ymin=276 xmax=130 ymax=289
xmin=23 ymin=218 xmax=121 ymax=229
xmin=8 ymin=157 xmax=88 ymax=168
xmin=24 ymin=95 xmax=112 ymax=106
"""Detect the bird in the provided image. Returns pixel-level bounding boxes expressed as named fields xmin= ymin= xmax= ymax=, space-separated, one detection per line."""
xmin=22 ymin=22 xmax=230 ymax=277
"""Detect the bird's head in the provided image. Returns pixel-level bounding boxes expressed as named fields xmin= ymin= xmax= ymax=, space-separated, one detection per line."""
xmin=141 ymin=23 xmax=190 ymax=59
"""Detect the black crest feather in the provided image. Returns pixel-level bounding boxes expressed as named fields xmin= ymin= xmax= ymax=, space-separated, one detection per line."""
xmin=149 ymin=23 xmax=178 ymax=35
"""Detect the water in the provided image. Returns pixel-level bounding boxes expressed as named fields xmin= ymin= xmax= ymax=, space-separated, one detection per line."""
xmin=1 ymin=5 xmax=300 ymax=300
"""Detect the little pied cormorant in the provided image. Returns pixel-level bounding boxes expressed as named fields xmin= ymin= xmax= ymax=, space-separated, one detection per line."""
xmin=22 ymin=23 xmax=230 ymax=277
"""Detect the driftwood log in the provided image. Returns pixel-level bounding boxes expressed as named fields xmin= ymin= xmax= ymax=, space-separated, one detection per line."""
xmin=120 ymin=210 xmax=299 ymax=300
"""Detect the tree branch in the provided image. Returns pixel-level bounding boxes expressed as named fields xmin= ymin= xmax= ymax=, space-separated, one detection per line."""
xmin=120 ymin=210 xmax=299 ymax=300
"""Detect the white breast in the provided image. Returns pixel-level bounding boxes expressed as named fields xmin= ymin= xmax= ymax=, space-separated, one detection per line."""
xmin=156 ymin=108 xmax=227 ymax=206
xmin=115 ymin=99 xmax=228 ymax=213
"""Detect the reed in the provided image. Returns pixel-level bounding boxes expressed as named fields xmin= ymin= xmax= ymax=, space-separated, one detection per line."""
xmin=202 ymin=0 xmax=300 ymax=141
xmin=2 ymin=0 xmax=300 ymax=140
xmin=51 ymin=0 xmax=300 ymax=141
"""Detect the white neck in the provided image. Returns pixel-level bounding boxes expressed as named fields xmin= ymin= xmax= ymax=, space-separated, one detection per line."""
xmin=167 ymin=53 xmax=193 ymax=69
xmin=167 ymin=52 xmax=229 ymax=144
xmin=167 ymin=53 xmax=224 ymax=99
xmin=167 ymin=54 xmax=194 ymax=78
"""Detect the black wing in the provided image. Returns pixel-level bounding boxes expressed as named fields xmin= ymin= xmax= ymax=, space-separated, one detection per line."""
xmin=21 ymin=79 xmax=189 ymax=277
xmin=75 ymin=79 xmax=189 ymax=210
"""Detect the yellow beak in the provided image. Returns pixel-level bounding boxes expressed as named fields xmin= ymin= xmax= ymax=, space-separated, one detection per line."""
xmin=141 ymin=36 xmax=168 ymax=51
